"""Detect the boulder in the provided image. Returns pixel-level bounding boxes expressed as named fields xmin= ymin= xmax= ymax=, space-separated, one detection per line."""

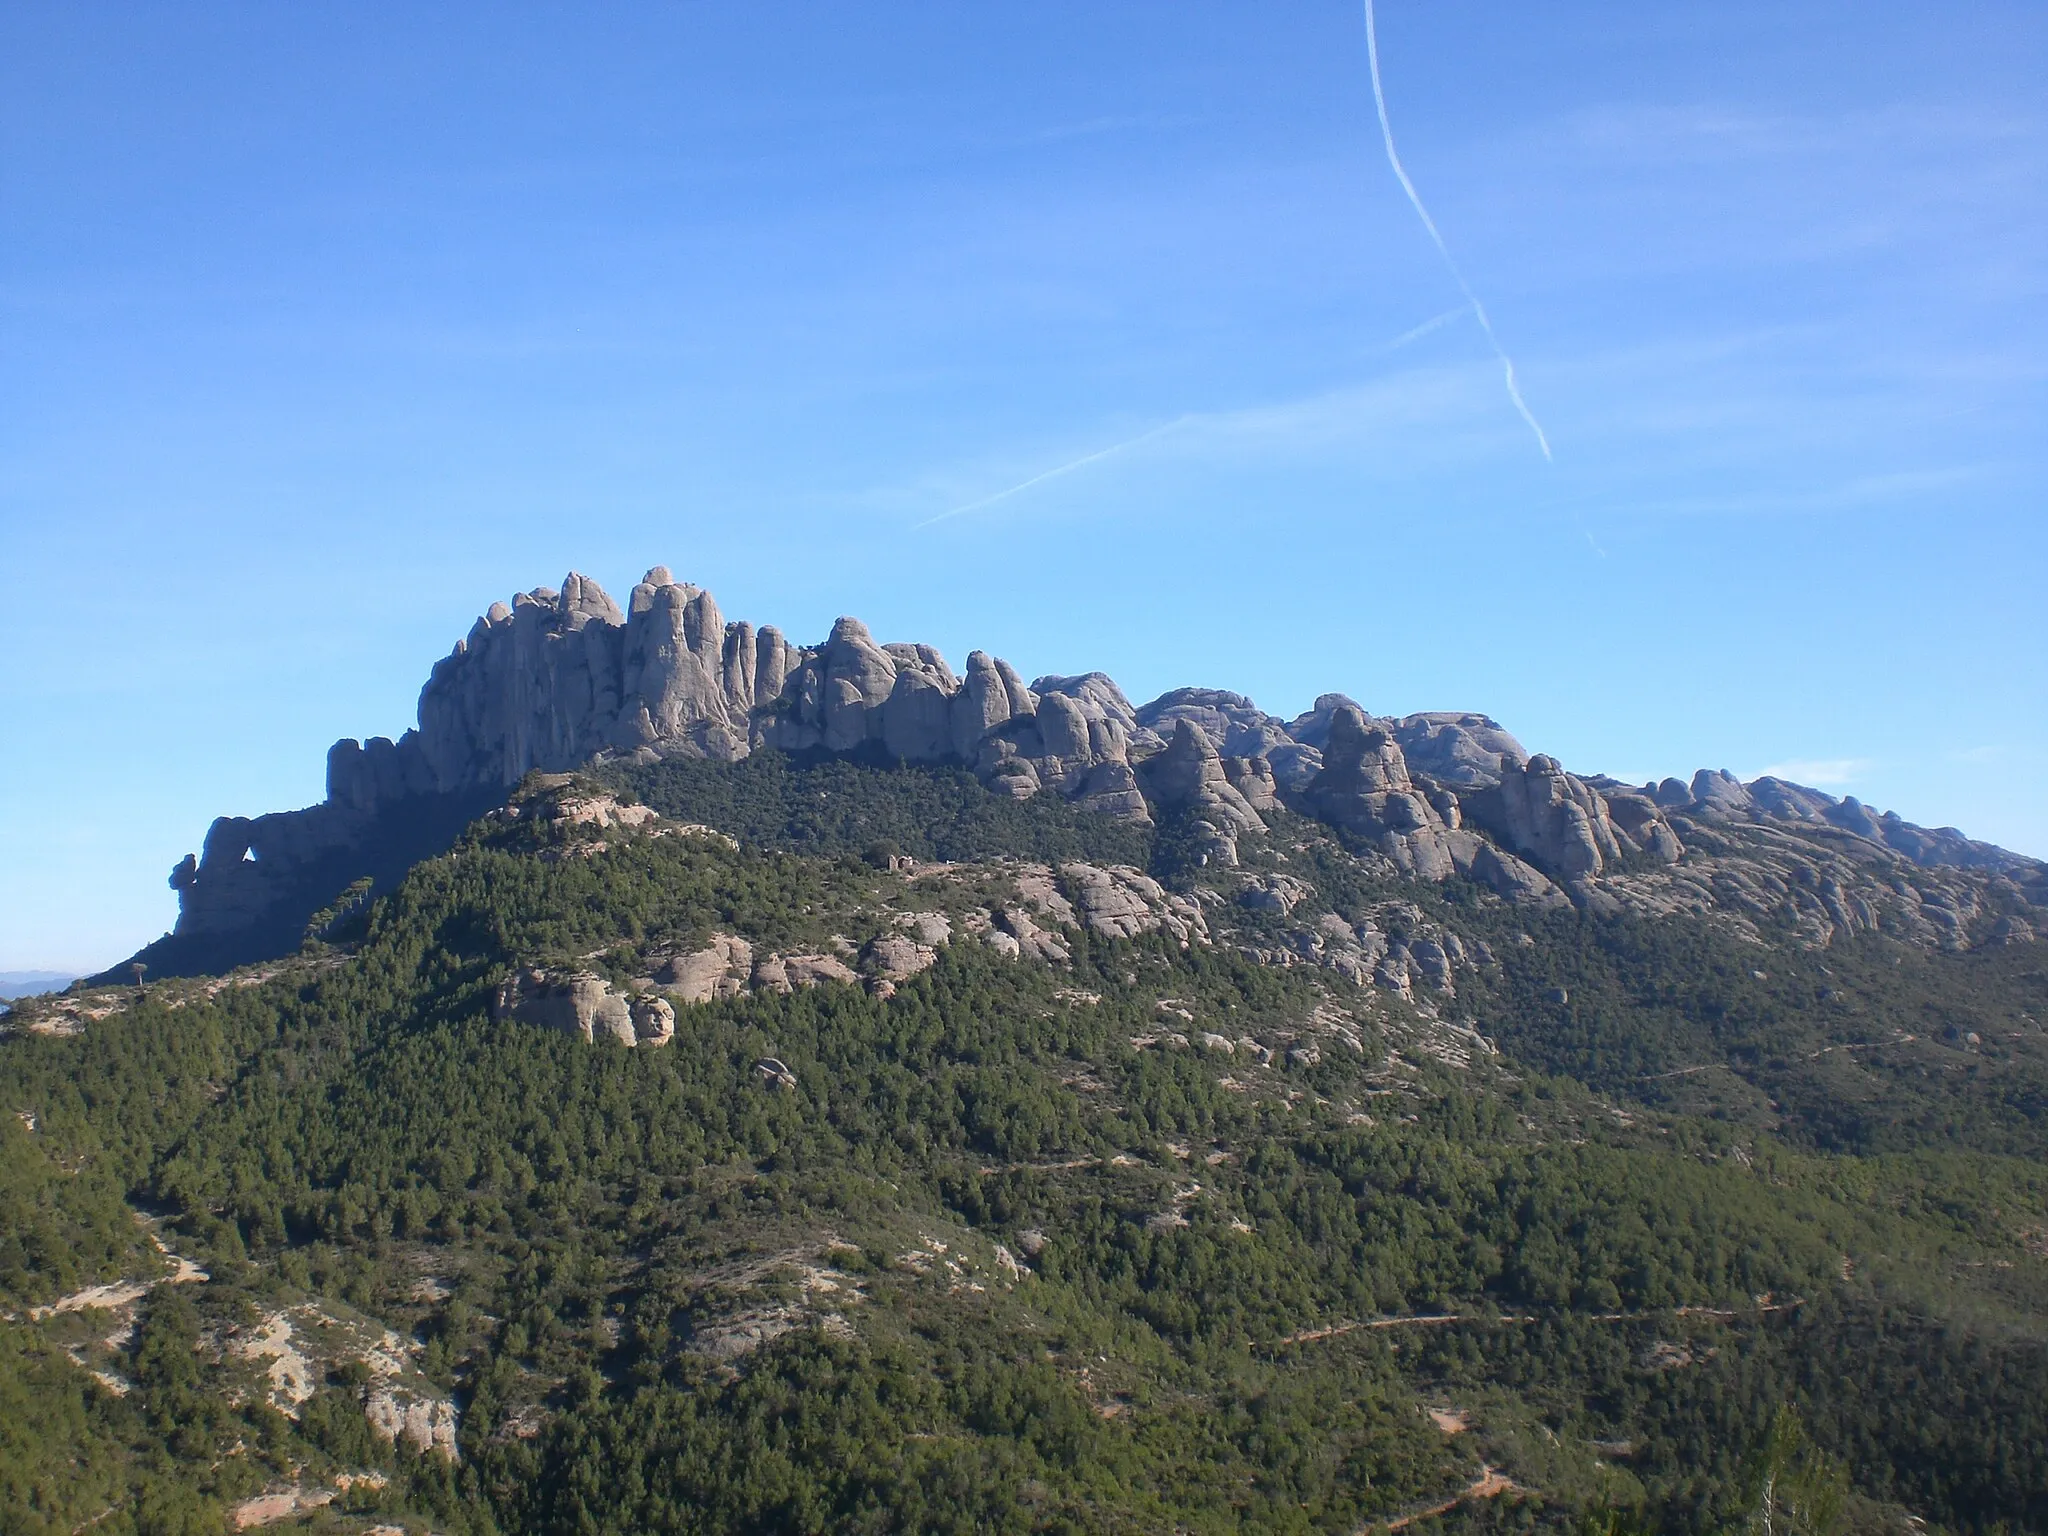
xmin=752 ymin=952 xmax=859 ymax=994
xmin=629 ymin=994 xmax=676 ymax=1046
xmin=995 ymin=907 xmax=1071 ymax=964
xmin=1239 ymin=874 xmax=1315 ymax=914
xmin=805 ymin=950 xmax=862 ymax=984
xmin=1460 ymin=840 xmax=1570 ymax=908
xmin=1408 ymin=937 xmax=1454 ymax=994
xmin=366 ymin=1390 xmax=459 ymax=1460
xmin=899 ymin=911 xmax=953 ymax=945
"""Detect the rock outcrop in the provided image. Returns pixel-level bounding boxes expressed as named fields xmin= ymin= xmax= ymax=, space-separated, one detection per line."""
xmin=144 ymin=565 xmax=2042 ymax=980
xmin=1055 ymin=863 xmax=1209 ymax=947
xmin=1138 ymin=720 xmax=1268 ymax=864
xmin=340 ymin=573 xmax=1167 ymax=823
xmin=1282 ymin=698 xmax=1529 ymax=792
xmin=1476 ymin=754 xmax=1629 ymax=883
xmin=658 ymin=935 xmax=755 ymax=1004
xmin=1137 ymin=688 xmax=1317 ymax=789
xmin=1298 ymin=707 xmax=1459 ymax=879
xmin=493 ymin=968 xmax=674 ymax=1046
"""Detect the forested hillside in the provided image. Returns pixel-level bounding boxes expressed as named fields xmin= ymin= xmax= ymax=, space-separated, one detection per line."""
xmin=4 ymin=762 xmax=2045 ymax=1535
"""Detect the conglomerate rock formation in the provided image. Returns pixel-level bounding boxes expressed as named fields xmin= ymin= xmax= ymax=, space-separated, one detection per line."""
xmin=148 ymin=568 xmax=2044 ymax=976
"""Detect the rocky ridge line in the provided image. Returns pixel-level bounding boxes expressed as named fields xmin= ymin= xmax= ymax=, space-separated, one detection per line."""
xmin=153 ymin=568 xmax=2043 ymax=970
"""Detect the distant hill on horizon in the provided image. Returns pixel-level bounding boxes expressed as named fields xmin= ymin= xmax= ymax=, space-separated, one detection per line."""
xmin=0 ymin=970 xmax=76 ymax=1001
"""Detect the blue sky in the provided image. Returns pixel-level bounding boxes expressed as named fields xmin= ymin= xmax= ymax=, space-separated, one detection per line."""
xmin=2 ymin=2 xmax=2042 ymax=971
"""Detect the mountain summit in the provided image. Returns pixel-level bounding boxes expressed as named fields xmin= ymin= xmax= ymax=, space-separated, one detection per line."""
xmin=143 ymin=567 xmax=2041 ymax=980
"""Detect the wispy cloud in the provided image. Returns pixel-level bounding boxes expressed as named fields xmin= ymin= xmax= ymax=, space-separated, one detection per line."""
xmin=1009 ymin=112 xmax=1200 ymax=147
xmin=1758 ymin=757 xmax=1871 ymax=788
xmin=910 ymin=309 xmax=1518 ymax=528
xmin=1560 ymin=102 xmax=2043 ymax=167
xmin=1947 ymin=744 xmax=2021 ymax=767
xmin=1383 ymin=304 xmax=1472 ymax=353
xmin=910 ymin=415 xmax=1192 ymax=528
xmin=1629 ymin=466 xmax=1992 ymax=521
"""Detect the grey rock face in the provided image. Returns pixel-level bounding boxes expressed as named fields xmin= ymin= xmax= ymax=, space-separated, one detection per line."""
xmin=1387 ymin=713 xmax=1528 ymax=788
xmin=952 ymin=652 xmax=1021 ymax=759
xmin=630 ymin=995 xmax=677 ymax=1047
xmin=1689 ymin=769 xmax=1755 ymax=816
xmin=750 ymin=952 xmax=860 ymax=994
xmin=1605 ymin=791 xmax=1684 ymax=864
xmin=1037 ymin=673 xmax=1160 ymax=750
xmin=1223 ymin=754 xmax=1282 ymax=814
xmin=660 ymin=935 xmax=755 ymax=1004
xmin=1486 ymin=754 xmax=1627 ymax=882
xmin=158 ymin=564 xmax=2044 ymax=977
xmin=986 ymin=910 xmax=1052 ymax=963
xmin=864 ymin=935 xmax=936 ymax=983
xmin=1284 ymin=694 xmax=1368 ymax=749
xmin=1635 ymin=769 xmax=2039 ymax=880
xmin=1136 ymin=688 xmax=1294 ymax=762
xmin=1297 ymin=707 xmax=1457 ymax=879
xmin=1651 ymin=778 xmax=1693 ymax=808
xmin=1279 ymin=698 xmax=1525 ymax=791
xmin=1463 ymin=840 xmax=1571 ymax=908
xmin=494 ymin=967 xmax=669 ymax=1047
xmin=1239 ymin=874 xmax=1315 ymax=914
xmin=241 ymin=569 xmax=1161 ymax=855
xmin=1139 ymin=720 xmax=1266 ymax=862
xmin=1747 ymin=777 xmax=1838 ymax=821
xmin=1057 ymin=863 xmax=1208 ymax=947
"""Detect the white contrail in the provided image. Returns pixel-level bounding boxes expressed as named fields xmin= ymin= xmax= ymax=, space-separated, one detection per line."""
xmin=1363 ymin=0 xmax=1551 ymax=460
xmin=914 ymin=300 xmax=1494 ymax=532
xmin=1382 ymin=303 xmax=1472 ymax=353
xmin=913 ymin=416 xmax=1190 ymax=529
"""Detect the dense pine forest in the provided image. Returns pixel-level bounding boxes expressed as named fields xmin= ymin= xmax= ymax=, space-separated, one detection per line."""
xmin=4 ymin=757 xmax=2045 ymax=1535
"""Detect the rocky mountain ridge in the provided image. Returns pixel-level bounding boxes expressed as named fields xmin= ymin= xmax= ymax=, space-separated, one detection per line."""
xmin=145 ymin=567 xmax=2043 ymax=978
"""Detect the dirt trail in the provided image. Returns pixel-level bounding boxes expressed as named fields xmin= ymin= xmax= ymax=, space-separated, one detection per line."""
xmin=1374 ymin=1467 xmax=1518 ymax=1532
xmin=976 ymin=1155 xmax=1101 ymax=1175
xmin=1278 ymin=1314 xmax=1532 ymax=1345
xmin=1279 ymin=1297 xmax=1801 ymax=1347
